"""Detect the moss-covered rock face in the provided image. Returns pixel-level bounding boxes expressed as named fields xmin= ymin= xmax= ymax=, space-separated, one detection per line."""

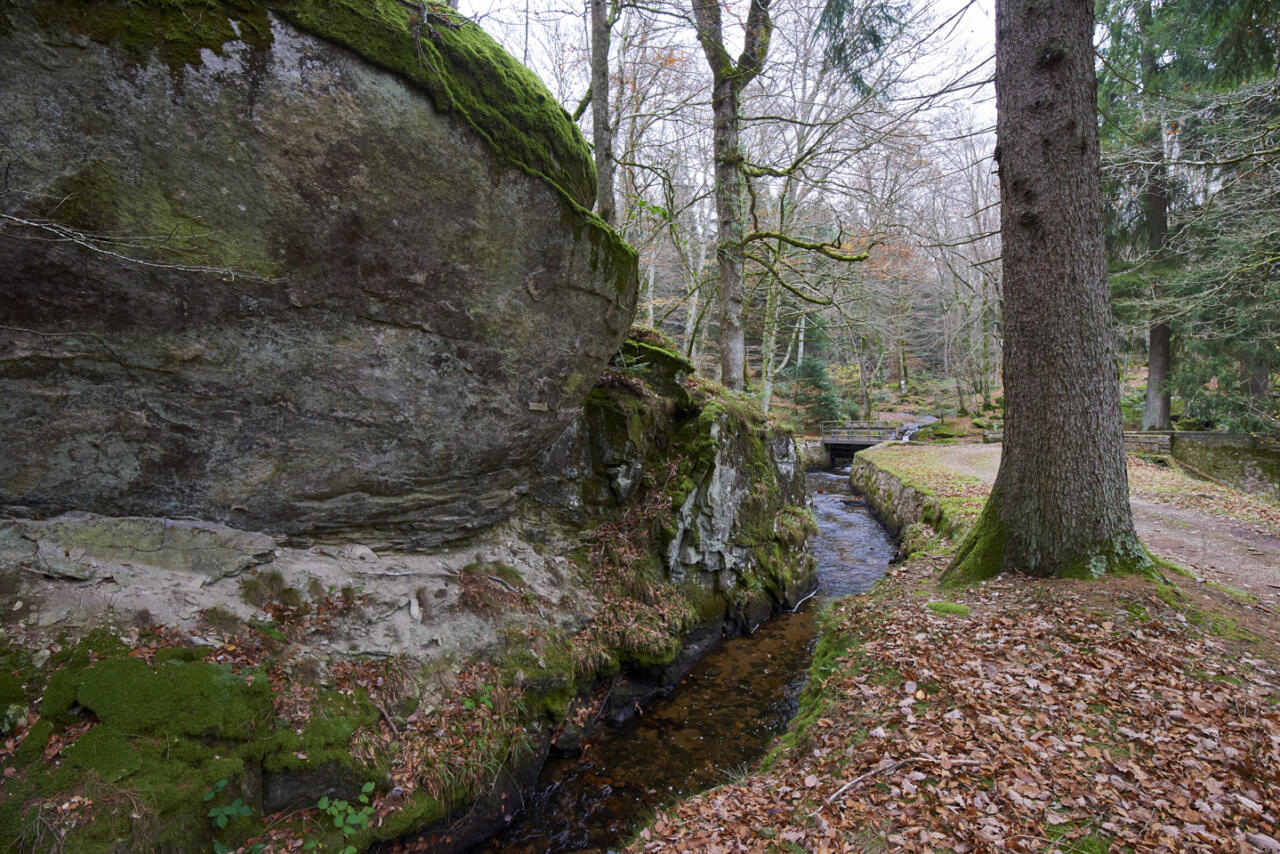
xmin=537 ymin=339 xmax=817 ymax=630
xmin=0 ymin=331 xmax=815 ymax=854
xmin=0 ymin=0 xmax=635 ymax=547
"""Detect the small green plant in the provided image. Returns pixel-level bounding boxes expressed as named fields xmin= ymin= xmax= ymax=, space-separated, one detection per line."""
xmin=463 ymin=684 xmax=494 ymax=711
xmin=304 ymin=782 xmax=375 ymax=854
xmin=247 ymin=618 xmax=286 ymax=642
xmin=204 ymin=779 xmax=257 ymax=853
xmin=926 ymin=601 xmax=971 ymax=617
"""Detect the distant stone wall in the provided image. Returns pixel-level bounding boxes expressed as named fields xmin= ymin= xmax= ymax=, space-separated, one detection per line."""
xmin=1169 ymin=433 xmax=1280 ymax=502
xmin=1124 ymin=433 xmax=1172 ymax=454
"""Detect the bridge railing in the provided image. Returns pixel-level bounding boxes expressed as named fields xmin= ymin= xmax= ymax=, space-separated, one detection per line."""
xmin=820 ymin=420 xmax=900 ymax=443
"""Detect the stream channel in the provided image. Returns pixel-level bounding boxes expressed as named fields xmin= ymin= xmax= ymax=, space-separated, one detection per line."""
xmin=472 ymin=466 xmax=898 ymax=853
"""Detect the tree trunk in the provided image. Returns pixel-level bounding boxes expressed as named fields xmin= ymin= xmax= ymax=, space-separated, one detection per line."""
xmin=710 ymin=74 xmax=745 ymax=388
xmin=1138 ymin=0 xmax=1172 ymax=431
xmin=857 ymin=338 xmax=871 ymax=420
xmin=796 ymin=313 xmax=806 ymax=366
xmin=946 ymin=0 xmax=1146 ymax=582
xmin=1142 ymin=321 xmax=1171 ymax=430
xmin=759 ymin=270 xmax=780 ymax=411
xmin=1246 ymin=357 xmax=1270 ymax=401
xmin=690 ymin=0 xmax=771 ymax=391
xmin=644 ymin=263 xmax=655 ymax=327
xmin=589 ymin=0 xmax=615 ymax=224
xmin=683 ymin=231 xmax=707 ymax=360
xmin=897 ymin=337 xmax=908 ymax=393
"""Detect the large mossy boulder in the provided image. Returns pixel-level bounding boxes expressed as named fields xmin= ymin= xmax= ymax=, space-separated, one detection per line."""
xmin=0 ymin=0 xmax=636 ymax=547
xmin=537 ymin=336 xmax=817 ymax=629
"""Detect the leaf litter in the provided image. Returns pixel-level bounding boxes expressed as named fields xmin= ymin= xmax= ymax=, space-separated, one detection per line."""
xmin=631 ymin=554 xmax=1280 ymax=853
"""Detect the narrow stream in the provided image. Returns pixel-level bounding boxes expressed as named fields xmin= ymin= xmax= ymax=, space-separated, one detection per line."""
xmin=473 ymin=466 xmax=896 ymax=853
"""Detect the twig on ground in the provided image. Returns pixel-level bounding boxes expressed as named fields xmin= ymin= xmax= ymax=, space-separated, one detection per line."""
xmin=371 ymin=697 xmax=401 ymax=738
xmin=812 ymin=754 xmax=983 ymax=817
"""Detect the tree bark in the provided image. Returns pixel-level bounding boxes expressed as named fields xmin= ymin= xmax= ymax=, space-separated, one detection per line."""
xmin=589 ymin=0 xmax=615 ymax=224
xmin=945 ymin=0 xmax=1146 ymax=581
xmin=1137 ymin=0 xmax=1172 ymax=431
xmin=710 ymin=73 xmax=746 ymax=386
xmin=797 ymin=313 xmax=806 ymax=366
xmin=759 ymin=262 xmax=781 ymax=411
xmin=1246 ymin=357 xmax=1271 ymax=401
xmin=691 ymin=0 xmax=772 ymax=390
xmin=1142 ymin=321 xmax=1171 ymax=430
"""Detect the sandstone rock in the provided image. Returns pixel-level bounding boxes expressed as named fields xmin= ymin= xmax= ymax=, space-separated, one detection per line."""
xmin=6 ymin=515 xmax=276 ymax=582
xmin=0 ymin=1 xmax=636 ymax=547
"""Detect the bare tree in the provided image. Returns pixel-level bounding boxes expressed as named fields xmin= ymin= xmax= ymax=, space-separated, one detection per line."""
xmin=690 ymin=0 xmax=773 ymax=389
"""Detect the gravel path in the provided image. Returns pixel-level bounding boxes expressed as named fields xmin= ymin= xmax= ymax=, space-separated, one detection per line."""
xmin=925 ymin=443 xmax=1280 ymax=610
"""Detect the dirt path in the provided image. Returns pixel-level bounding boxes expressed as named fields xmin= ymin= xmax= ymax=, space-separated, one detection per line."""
xmin=922 ymin=443 xmax=1280 ymax=610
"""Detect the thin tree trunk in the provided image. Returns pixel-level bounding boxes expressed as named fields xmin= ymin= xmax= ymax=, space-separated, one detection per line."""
xmin=796 ymin=313 xmax=806 ymax=366
xmin=760 ymin=272 xmax=780 ymax=411
xmin=1139 ymin=123 xmax=1172 ymax=429
xmin=1246 ymin=358 xmax=1270 ymax=400
xmin=710 ymin=74 xmax=745 ymax=388
xmin=857 ymin=338 xmax=871 ymax=420
xmin=690 ymin=0 xmax=771 ymax=391
xmin=683 ymin=230 xmax=707 ymax=360
xmin=1136 ymin=0 xmax=1171 ymax=430
xmin=946 ymin=0 xmax=1145 ymax=581
xmin=589 ymin=0 xmax=615 ymax=224
xmin=1142 ymin=321 xmax=1171 ymax=430
xmin=897 ymin=338 xmax=908 ymax=393
xmin=644 ymin=263 xmax=655 ymax=327
xmin=683 ymin=286 xmax=700 ymax=358
xmin=776 ymin=317 xmax=799 ymax=375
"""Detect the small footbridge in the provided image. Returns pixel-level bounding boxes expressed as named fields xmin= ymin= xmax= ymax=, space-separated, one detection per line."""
xmin=821 ymin=420 xmax=903 ymax=465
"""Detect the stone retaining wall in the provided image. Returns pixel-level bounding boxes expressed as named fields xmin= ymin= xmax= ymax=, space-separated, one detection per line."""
xmin=847 ymin=449 xmax=969 ymax=542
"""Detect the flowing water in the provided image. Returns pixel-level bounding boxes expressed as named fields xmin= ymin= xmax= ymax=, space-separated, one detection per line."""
xmin=473 ymin=466 xmax=896 ymax=853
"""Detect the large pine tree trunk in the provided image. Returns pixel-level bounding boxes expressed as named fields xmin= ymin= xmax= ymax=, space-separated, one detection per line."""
xmin=946 ymin=0 xmax=1146 ymax=581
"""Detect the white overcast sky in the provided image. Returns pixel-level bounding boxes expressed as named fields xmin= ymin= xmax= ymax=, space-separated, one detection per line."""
xmin=458 ymin=0 xmax=996 ymax=126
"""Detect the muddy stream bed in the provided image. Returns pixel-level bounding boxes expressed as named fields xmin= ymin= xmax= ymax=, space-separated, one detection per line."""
xmin=471 ymin=468 xmax=896 ymax=853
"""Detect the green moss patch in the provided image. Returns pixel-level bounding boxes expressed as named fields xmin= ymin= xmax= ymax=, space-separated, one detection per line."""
xmin=940 ymin=501 xmax=1006 ymax=586
xmin=276 ymin=0 xmax=596 ymax=205
xmin=25 ymin=0 xmax=601 ymax=210
xmin=74 ymin=657 xmax=272 ymax=739
xmin=925 ymin=600 xmax=970 ymax=617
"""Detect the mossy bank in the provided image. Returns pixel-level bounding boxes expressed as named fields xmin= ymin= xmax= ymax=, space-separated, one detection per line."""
xmin=847 ymin=444 xmax=987 ymax=558
xmin=0 ymin=331 xmax=816 ymax=853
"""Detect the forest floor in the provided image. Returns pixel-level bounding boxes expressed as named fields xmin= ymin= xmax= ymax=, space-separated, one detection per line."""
xmin=629 ymin=446 xmax=1280 ymax=853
